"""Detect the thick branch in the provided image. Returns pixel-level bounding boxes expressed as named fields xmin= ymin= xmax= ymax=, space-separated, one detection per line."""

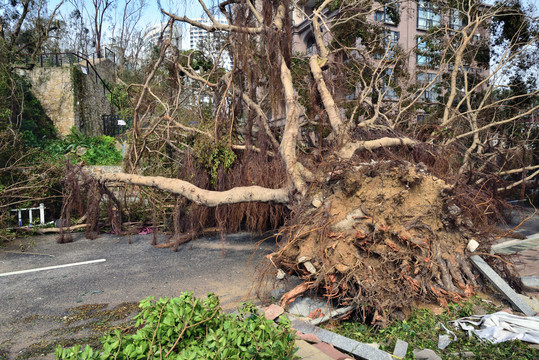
xmin=161 ymin=10 xmax=262 ymax=34
xmin=309 ymin=55 xmax=345 ymax=137
xmin=338 ymin=137 xmax=417 ymax=160
xmin=95 ymin=173 xmax=289 ymax=206
xmin=498 ymin=169 xmax=539 ymax=192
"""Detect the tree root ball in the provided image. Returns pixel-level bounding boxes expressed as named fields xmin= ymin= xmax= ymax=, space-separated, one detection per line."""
xmin=271 ymin=162 xmax=481 ymax=326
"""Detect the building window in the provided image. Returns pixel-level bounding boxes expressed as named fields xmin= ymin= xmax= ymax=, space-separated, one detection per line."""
xmin=417 ymin=0 xmax=440 ymax=30
xmin=375 ymin=31 xmax=400 ymax=60
xmin=374 ymin=4 xmax=399 ymax=25
xmin=381 ymin=68 xmax=398 ymax=100
xmin=450 ymin=9 xmax=466 ymax=30
xmin=416 ymin=36 xmax=439 ymax=67
xmin=416 ymin=72 xmax=438 ymax=101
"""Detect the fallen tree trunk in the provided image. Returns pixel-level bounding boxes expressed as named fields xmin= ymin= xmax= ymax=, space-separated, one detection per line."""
xmin=94 ymin=172 xmax=290 ymax=207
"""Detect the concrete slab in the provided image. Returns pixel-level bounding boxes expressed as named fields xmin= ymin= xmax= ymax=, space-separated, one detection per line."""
xmin=522 ymin=276 xmax=539 ymax=289
xmin=492 ymin=234 xmax=539 ymax=254
xmin=470 ymin=255 xmax=536 ymax=316
xmin=291 ymin=319 xmax=393 ymax=360
xmin=393 ymin=339 xmax=408 ymax=358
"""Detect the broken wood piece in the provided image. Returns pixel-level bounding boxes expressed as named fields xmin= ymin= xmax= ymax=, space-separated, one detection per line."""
xmin=291 ymin=318 xmax=393 ymax=360
xmin=470 ymin=255 xmax=536 ymax=316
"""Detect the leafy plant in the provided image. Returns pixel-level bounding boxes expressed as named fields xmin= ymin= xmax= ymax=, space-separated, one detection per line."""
xmin=55 ymin=292 xmax=297 ymax=360
xmin=42 ymin=128 xmax=122 ymax=166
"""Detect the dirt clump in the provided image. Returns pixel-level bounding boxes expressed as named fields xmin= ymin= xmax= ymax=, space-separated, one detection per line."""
xmin=270 ymin=162 xmax=482 ymax=325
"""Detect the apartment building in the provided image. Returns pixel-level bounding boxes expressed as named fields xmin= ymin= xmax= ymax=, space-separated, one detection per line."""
xmin=187 ymin=18 xmax=233 ymax=70
xmin=292 ymin=0 xmax=490 ymax=102
xmin=143 ymin=22 xmax=183 ymax=57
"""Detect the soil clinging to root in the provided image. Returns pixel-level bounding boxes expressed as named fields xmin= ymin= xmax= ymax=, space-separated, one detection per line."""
xmin=270 ymin=162 xmax=483 ymax=325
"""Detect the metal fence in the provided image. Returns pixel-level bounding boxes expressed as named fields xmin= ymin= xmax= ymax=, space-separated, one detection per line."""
xmin=102 ymin=115 xmax=132 ymax=136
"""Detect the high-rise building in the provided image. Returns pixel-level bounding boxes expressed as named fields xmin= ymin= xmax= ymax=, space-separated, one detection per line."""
xmin=143 ymin=22 xmax=182 ymax=57
xmin=187 ymin=18 xmax=233 ymax=70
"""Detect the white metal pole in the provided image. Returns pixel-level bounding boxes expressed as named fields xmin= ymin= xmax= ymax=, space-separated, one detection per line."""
xmin=39 ymin=203 xmax=45 ymax=225
xmin=18 ymin=210 xmax=22 ymax=227
xmin=29 ymin=208 xmax=33 ymax=227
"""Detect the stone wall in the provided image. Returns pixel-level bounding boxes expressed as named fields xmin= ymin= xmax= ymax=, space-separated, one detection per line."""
xmin=76 ymin=59 xmax=116 ymax=137
xmin=27 ymin=59 xmax=116 ymax=137
xmin=27 ymin=67 xmax=75 ymax=136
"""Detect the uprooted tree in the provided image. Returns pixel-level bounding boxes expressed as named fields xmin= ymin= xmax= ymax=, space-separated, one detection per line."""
xmin=61 ymin=0 xmax=539 ymax=324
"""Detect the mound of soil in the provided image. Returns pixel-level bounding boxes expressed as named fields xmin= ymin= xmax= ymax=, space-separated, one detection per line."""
xmin=270 ymin=162 xmax=481 ymax=325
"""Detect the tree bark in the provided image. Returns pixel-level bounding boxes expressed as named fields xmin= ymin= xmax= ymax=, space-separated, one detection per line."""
xmin=94 ymin=172 xmax=289 ymax=206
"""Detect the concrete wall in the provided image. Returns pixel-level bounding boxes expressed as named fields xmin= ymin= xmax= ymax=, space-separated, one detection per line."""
xmin=28 ymin=67 xmax=76 ymax=136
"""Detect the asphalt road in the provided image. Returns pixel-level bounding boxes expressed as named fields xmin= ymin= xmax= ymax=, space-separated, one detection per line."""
xmin=0 ymin=232 xmax=278 ymax=358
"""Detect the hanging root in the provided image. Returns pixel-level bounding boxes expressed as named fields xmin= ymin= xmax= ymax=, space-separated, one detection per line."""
xmin=58 ymin=162 xmax=123 ymax=242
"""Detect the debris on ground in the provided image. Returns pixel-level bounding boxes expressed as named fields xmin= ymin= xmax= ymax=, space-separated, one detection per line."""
xmin=290 ymin=318 xmax=394 ymax=360
xmin=392 ymin=339 xmax=408 ymax=358
xmin=413 ymin=348 xmax=443 ymax=360
xmin=451 ymin=311 xmax=539 ymax=344
xmin=437 ymin=323 xmax=457 ymax=350
xmin=470 ymin=255 xmax=536 ymax=316
xmin=270 ymin=162 xmax=501 ymax=325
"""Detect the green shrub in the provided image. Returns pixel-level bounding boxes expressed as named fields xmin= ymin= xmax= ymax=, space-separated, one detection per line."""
xmin=42 ymin=128 xmax=122 ymax=166
xmin=55 ymin=293 xmax=297 ymax=360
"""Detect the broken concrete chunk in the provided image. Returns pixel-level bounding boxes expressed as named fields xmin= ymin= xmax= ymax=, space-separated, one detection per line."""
xmin=288 ymin=297 xmax=330 ymax=318
xmin=264 ymin=304 xmax=284 ymax=321
xmin=521 ymin=276 xmax=539 ymax=289
xmin=304 ymin=261 xmax=317 ymax=274
xmin=276 ymin=268 xmax=286 ymax=280
xmin=393 ymin=339 xmax=408 ymax=358
xmin=470 ymin=255 xmax=536 ymax=316
xmin=437 ymin=334 xmax=452 ymax=350
xmin=467 ymin=239 xmax=479 ymax=252
xmin=297 ymin=256 xmax=309 ymax=263
xmin=413 ymin=348 xmax=442 ymax=360
xmin=312 ymin=193 xmax=324 ymax=208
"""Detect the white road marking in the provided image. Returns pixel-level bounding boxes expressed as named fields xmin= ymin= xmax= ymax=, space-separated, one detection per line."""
xmin=0 ymin=259 xmax=106 ymax=277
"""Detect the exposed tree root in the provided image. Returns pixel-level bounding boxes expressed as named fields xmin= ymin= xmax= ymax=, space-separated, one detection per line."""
xmin=269 ymin=161 xmax=498 ymax=326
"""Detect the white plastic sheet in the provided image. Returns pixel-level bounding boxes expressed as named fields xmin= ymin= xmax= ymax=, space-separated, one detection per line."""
xmin=451 ymin=311 xmax=539 ymax=344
